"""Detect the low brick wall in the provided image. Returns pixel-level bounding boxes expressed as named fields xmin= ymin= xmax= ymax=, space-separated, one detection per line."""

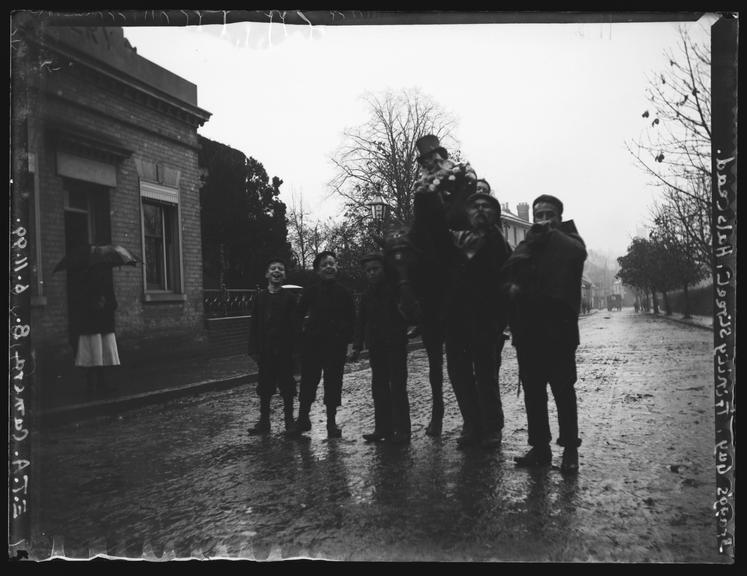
xmin=206 ymin=315 xmax=251 ymax=357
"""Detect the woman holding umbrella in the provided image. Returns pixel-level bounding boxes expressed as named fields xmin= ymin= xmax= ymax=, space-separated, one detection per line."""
xmin=58 ymin=244 xmax=136 ymax=393
xmin=71 ymin=261 xmax=119 ymax=392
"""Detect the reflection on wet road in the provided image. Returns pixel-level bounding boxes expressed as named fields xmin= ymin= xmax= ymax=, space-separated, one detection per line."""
xmin=29 ymin=311 xmax=726 ymax=562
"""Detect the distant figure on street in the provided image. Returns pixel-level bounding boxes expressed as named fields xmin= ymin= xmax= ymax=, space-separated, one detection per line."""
xmin=503 ymin=194 xmax=587 ymax=473
xmin=634 ymin=297 xmax=640 ymax=313
xmin=72 ymin=260 xmax=120 ymax=393
xmin=291 ymin=251 xmax=355 ymax=438
xmin=248 ymin=258 xmax=299 ymax=436
xmin=351 ymin=252 xmax=413 ymax=445
xmin=413 ymin=175 xmax=512 ymax=450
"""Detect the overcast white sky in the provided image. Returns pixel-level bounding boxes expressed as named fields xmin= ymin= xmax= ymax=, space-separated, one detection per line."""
xmin=123 ymin=14 xmax=716 ymax=259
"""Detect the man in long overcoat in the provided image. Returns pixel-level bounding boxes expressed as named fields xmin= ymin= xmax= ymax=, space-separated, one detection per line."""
xmin=413 ymin=182 xmax=512 ymax=449
xmin=502 ymin=194 xmax=587 ymax=473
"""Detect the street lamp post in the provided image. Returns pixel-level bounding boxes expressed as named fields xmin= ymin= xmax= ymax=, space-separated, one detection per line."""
xmin=366 ymin=192 xmax=420 ymax=325
xmin=367 ymin=193 xmax=390 ymax=226
xmin=366 ymin=193 xmax=390 ymax=247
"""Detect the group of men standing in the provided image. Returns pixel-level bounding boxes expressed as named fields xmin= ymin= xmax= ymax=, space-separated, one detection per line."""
xmin=247 ymin=134 xmax=587 ymax=474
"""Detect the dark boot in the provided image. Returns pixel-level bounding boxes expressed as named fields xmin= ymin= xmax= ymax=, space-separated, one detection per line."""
xmin=248 ymin=396 xmax=271 ymax=435
xmin=388 ymin=430 xmax=411 ymax=445
xmin=456 ymin=422 xmax=479 ymax=449
xmin=480 ymin=429 xmax=502 ymax=449
xmin=560 ymin=446 xmax=579 ymax=474
xmin=326 ymin=406 xmax=341 ymax=438
xmin=514 ymin=444 xmax=552 ymax=467
xmin=287 ymin=402 xmax=312 ymax=436
xmin=362 ymin=430 xmax=388 ymax=442
xmin=425 ymin=400 xmax=444 ymax=437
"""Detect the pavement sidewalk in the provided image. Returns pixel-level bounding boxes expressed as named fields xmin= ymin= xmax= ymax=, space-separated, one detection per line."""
xmin=640 ymin=311 xmax=713 ymax=331
xmin=36 ymin=340 xmax=425 ymax=427
xmin=36 ymin=310 xmax=713 ymax=427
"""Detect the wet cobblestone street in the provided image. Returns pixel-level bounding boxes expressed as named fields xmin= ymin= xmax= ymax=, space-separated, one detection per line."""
xmin=27 ymin=310 xmax=726 ymax=562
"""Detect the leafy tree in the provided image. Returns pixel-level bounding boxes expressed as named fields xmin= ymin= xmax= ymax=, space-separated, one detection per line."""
xmin=616 ymin=237 xmax=662 ymax=314
xmin=649 ymin=208 xmax=709 ymax=318
xmin=198 ymin=136 xmax=291 ymax=288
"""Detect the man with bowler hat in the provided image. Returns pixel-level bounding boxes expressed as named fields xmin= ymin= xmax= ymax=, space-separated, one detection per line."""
xmin=502 ymin=194 xmax=587 ymax=473
xmin=412 ymin=167 xmax=512 ymax=449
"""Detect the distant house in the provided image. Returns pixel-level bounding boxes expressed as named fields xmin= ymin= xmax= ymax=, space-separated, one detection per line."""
xmin=500 ymin=202 xmax=532 ymax=249
xmin=12 ymin=22 xmax=212 ymax=395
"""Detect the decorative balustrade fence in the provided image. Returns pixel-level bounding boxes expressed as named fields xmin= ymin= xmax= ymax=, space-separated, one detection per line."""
xmin=203 ymin=288 xmax=364 ymax=319
xmin=203 ymin=289 xmax=257 ymax=318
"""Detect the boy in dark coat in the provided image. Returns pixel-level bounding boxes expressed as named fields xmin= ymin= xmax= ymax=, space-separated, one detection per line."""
xmin=350 ymin=253 xmax=413 ymax=444
xmin=248 ymin=258 xmax=299 ymax=435
xmin=291 ymin=251 xmax=355 ymax=438
xmin=502 ymin=194 xmax=587 ymax=473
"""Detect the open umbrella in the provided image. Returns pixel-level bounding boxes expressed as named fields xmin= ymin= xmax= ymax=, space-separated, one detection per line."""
xmin=54 ymin=244 xmax=139 ymax=273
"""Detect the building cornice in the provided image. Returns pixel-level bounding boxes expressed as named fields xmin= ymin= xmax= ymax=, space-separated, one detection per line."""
xmin=29 ymin=31 xmax=211 ymax=129
xmin=43 ymin=90 xmax=204 ymax=152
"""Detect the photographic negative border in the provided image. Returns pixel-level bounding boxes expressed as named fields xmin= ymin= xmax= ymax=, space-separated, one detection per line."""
xmin=8 ymin=9 xmax=737 ymax=562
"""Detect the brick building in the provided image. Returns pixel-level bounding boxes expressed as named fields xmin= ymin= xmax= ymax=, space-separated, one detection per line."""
xmin=12 ymin=22 xmax=212 ymax=398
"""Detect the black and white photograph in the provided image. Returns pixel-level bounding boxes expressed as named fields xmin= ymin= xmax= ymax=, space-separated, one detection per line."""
xmin=9 ymin=10 xmax=736 ymax=563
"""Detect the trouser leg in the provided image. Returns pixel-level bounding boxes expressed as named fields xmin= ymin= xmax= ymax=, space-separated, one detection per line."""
xmin=523 ymin=378 xmax=551 ymax=447
xmin=422 ymin=322 xmax=444 ymax=435
xmin=248 ymin=394 xmax=272 ymax=434
xmin=369 ymin=346 xmax=392 ymax=435
xmin=260 ymin=395 xmax=271 ymax=419
xmin=321 ymin=341 xmax=347 ymax=409
xmin=516 ymin=345 xmax=551 ymax=446
xmin=473 ymin=333 xmax=503 ymax=432
xmin=276 ymin=351 xmax=297 ymax=400
xmin=551 ymin=381 xmax=579 ymax=447
xmin=446 ymin=333 xmax=480 ymax=436
xmin=549 ymin=347 xmax=580 ymax=448
xmin=388 ymin=340 xmax=410 ymax=436
xmin=298 ymin=346 xmax=322 ymax=418
xmin=422 ymin=321 xmax=444 ymax=408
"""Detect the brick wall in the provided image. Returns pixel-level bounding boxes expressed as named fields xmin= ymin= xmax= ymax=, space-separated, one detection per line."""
xmin=26 ymin=42 xmax=209 ymax=389
xmin=206 ymin=316 xmax=252 ymax=357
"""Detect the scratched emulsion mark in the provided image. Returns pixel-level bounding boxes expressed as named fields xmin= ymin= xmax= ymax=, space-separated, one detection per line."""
xmin=9 ymin=85 xmax=34 ymax=557
xmin=172 ymin=10 xmax=317 ymax=51
xmin=710 ymin=16 xmax=736 ymax=560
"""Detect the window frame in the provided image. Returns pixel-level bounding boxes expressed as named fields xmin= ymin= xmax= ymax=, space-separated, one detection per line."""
xmin=140 ymin=197 xmax=183 ymax=295
xmin=136 ymin=158 xmax=185 ymax=302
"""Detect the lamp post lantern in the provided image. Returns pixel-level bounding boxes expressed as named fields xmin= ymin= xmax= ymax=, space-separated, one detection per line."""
xmin=367 ymin=193 xmax=390 ymax=224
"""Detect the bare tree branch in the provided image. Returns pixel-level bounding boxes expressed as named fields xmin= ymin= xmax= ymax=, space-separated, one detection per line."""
xmin=328 ymin=88 xmax=458 ymax=225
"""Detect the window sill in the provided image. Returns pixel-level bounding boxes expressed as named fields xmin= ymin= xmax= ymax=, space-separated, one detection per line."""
xmin=143 ymin=292 xmax=187 ymax=303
